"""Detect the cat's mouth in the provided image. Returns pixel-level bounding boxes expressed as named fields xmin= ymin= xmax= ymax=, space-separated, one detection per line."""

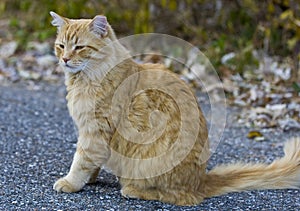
xmin=61 ymin=63 xmax=82 ymax=73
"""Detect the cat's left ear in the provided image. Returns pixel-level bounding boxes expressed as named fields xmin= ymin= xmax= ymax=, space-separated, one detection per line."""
xmin=90 ymin=15 xmax=108 ymax=37
xmin=50 ymin=11 xmax=67 ymax=28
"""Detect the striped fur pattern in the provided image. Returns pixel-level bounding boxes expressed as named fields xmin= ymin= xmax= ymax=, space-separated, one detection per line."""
xmin=50 ymin=12 xmax=300 ymax=205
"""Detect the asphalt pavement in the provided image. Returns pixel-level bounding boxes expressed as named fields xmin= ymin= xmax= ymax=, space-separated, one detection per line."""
xmin=0 ymin=81 xmax=299 ymax=210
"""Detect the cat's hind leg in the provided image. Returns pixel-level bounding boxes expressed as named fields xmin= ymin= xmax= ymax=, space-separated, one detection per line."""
xmin=121 ymin=185 xmax=204 ymax=206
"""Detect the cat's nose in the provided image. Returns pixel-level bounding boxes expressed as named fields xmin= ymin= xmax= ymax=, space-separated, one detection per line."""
xmin=63 ymin=58 xmax=70 ymax=63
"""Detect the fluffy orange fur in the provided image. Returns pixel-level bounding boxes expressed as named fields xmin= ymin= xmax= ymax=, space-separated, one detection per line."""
xmin=50 ymin=11 xmax=300 ymax=206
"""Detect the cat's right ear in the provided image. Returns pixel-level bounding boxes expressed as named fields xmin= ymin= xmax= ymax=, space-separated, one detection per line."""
xmin=50 ymin=11 xmax=67 ymax=29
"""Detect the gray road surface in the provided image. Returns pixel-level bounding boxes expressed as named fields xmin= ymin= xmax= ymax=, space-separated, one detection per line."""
xmin=0 ymin=82 xmax=299 ymax=210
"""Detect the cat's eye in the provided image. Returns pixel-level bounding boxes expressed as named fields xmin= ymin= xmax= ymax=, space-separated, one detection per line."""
xmin=59 ymin=44 xmax=64 ymax=49
xmin=75 ymin=45 xmax=85 ymax=50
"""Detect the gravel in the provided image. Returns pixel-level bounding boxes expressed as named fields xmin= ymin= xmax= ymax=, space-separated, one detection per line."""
xmin=0 ymin=82 xmax=299 ymax=210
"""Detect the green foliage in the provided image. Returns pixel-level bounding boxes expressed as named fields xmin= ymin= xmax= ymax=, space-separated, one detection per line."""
xmin=292 ymin=82 xmax=300 ymax=93
xmin=0 ymin=0 xmax=299 ymax=78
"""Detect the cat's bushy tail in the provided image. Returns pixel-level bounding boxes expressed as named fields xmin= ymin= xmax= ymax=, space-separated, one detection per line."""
xmin=204 ymin=137 xmax=300 ymax=198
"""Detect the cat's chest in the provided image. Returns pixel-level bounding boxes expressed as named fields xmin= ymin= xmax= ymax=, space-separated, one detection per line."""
xmin=66 ymin=84 xmax=117 ymax=135
xmin=67 ymin=87 xmax=112 ymax=116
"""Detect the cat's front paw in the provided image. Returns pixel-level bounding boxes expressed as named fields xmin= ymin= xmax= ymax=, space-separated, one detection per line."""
xmin=53 ymin=178 xmax=80 ymax=193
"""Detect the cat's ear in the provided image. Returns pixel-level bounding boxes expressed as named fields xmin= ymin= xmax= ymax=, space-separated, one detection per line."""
xmin=90 ymin=15 xmax=108 ymax=37
xmin=50 ymin=11 xmax=67 ymax=28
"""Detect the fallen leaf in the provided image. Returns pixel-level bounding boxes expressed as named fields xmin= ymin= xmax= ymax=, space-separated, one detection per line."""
xmin=247 ymin=130 xmax=266 ymax=141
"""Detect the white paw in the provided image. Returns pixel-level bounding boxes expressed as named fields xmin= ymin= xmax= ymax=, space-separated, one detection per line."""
xmin=53 ymin=177 xmax=80 ymax=193
xmin=121 ymin=187 xmax=139 ymax=199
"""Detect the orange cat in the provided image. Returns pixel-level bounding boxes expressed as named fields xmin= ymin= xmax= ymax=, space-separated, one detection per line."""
xmin=50 ymin=11 xmax=300 ymax=206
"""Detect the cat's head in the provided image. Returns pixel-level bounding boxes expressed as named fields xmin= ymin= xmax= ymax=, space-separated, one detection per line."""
xmin=50 ymin=11 xmax=116 ymax=74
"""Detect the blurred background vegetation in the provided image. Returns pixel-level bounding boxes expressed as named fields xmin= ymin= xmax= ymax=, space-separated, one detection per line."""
xmin=0 ymin=0 xmax=299 ymax=80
